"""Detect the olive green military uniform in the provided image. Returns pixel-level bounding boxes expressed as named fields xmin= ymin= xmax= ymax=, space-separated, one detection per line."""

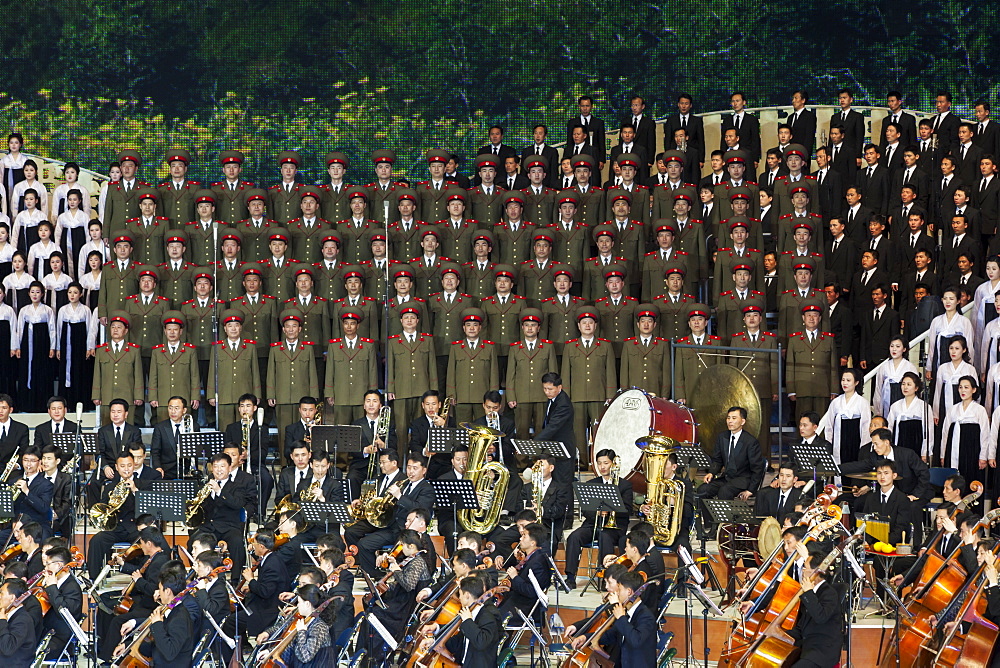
xmin=549 ymin=220 xmax=590 ymax=280
xmin=126 ymin=214 xmax=169 ymax=266
xmin=673 ymin=332 xmax=725 ymax=403
xmin=180 ymin=295 xmax=224 ymax=406
xmin=428 ymin=288 xmax=479 ymax=391
xmin=605 ymin=184 xmax=651 ymax=227
xmin=563 ymin=184 xmax=605 ymax=228
xmin=284 ymin=293 xmax=330 ymax=381
xmin=260 ymin=257 xmax=302 ymax=301
xmin=729 ymin=326 xmax=779 ymax=444
xmin=561 ymin=331 xmax=617 ymax=456
xmin=777 ymin=288 xmax=829 ymax=344
xmin=122 ymin=293 xmax=171 ymax=353
xmin=715 ymin=290 xmax=765 ymax=340
xmin=540 ymin=293 xmax=587 ymax=356
xmin=312 ymin=258 xmax=352 ymax=303
xmin=232 ymin=292 xmax=280 ymax=354
xmin=157 ymin=260 xmax=198 ymax=305
xmin=775 ymin=213 xmax=825 ymax=254
xmin=325 ymin=310 xmax=379 ymax=425
xmin=411 ymin=252 xmax=453 ymax=299
xmin=183 ymin=219 xmax=225 ymax=267
xmin=149 ymin=341 xmax=201 ymax=407
xmin=460 ymin=259 xmax=497 ymax=300
xmin=332 ymin=295 xmax=380 ymax=342
xmin=360 ymin=257 xmax=396 ymax=301
xmin=268 ymin=182 xmax=303 ymax=224
xmin=594 ymin=295 xmax=639 ymax=358
xmin=522 ymin=186 xmax=556 ymax=228
xmin=641 ymin=248 xmax=694 ymax=302
xmin=786 ymin=328 xmax=839 ymax=418
xmin=104 ymin=179 xmax=149 ymax=230
xmin=98 ymin=255 xmax=142 ymax=319
xmin=384 ymin=296 xmax=429 ymax=338
xmin=773 ymin=172 xmax=821 ymax=219
xmin=505 ymin=330 xmax=558 ymax=439
xmin=603 ymin=218 xmax=646 ymax=266
xmin=210 ymin=150 xmax=254 ymax=223
xmin=651 ymin=292 xmax=699 ymax=341
xmin=206 ymin=313 xmax=261 ymax=426
xmin=320 ymin=182 xmax=354 ymax=223
xmin=234 ymin=217 xmax=275 ymax=262
xmin=437 ymin=219 xmax=479 ymax=265
xmin=267 ymin=336 xmax=320 ymax=461
xmin=480 ymin=292 xmax=526 ymax=366
xmin=92 ymin=331 xmax=143 ymax=425
xmin=581 ymin=255 xmax=631 ymax=301
xmin=493 ymin=220 xmax=537 ymax=266
xmin=286 ymin=218 xmax=332 ymax=265
xmin=670 ymin=218 xmax=709 ymax=284
xmin=365 ymin=180 xmax=405 ymax=226
xmin=157 ymin=150 xmax=199 ymax=227
xmin=620 ymin=335 xmax=671 ymax=397
xmin=777 ymin=250 xmax=827 ymax=293
xmin=518 ymin=258 xmax=557 ymax=307
xmin=713 ymin=246 xmax=764 ymax=298
xmin=337 ymin=218 xmax=376 ymax=265
xmin=469 ymin=185 xmax=505 ymax=228
xmin=212 ymin=260 xmax=247 ymax=303
xmin=446 ymin=337 xmax=500 ymax=424
xmin=387 ymin=330 xmax=438 ymax=446
xmin=389 ymin=218 xmax=428 ymax=263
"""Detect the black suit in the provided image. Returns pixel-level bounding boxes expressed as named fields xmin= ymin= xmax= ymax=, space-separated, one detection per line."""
xmin=193 ymin=577 xmax=230 ymax=624
xmin=500 ymin=173 xmax=529 ymax=192
xmin=498 ymin=548 xmax=551 ymax=624
xmin=564 ymin=476 xmax=633 ymax=578
xmin=933 ymin=174 xmax=964 ymax=230
xmin=2 ymin=472 xmax=54 ymax=539
xmin=520 ymin=145 xmax=561 ymax=186
xmin=566 ymin=116 xmax=607 ymax=165
xmin=830 ymin=109 xmax=865 ymax=158
xmin=898 ymin=269 xmax=940 ymax=316
xmin=789 ymin=108 xmax=818 ymax=152
xmin=888 ymin=204 xmax=928 ymax=240
xmin=86 ymin=472 xmax=154 ymax=579
xmin=245 ymin=552 xmax=288 ymax=635
xmin=534 ymin=390 xmax=575 ymax=483
xmin=609 ymin=143 xmax=650 ymax=173
xmin=197 ymin=474 xmax=249 ymax=580
xmin=283 ymin=419 xmax=309 ymax=462
xmin=96 ymin=421 xmax=142 ymax=467
xmin=0 ymin=607 xmax=36 ymax=666
xmin=843 ymin=444 xmax=932 ymax=502
xmin=0 ymin=419 xmax=29 ymax=470
xmin=881 ymin=111 xmax=918 ymax=149
xmin=824 ymin=235 xmax=860 ymax=289
xmin=953 ymin=143 xmax=985 ymax=185
xmin=353 ymin=476 xmax=436 ymax=575
xmin=721 ymin=113 xmax=761 ymax=163
xmin=941 ymin=233 xmax=983 ymax=276
xmin=406 ymin=413 xmax=454 ymax=480
xmin=699 ymin=430 xmax=765 ymax=499
xmin=975 ymin=120 xmax=1000 ymax=158
xmin=347 ymin=414 xmax=398 ymax=496
xmin=975 ymin=175 xmax=1000 ymax=240
xmin=223 ymin=420 xmax=266 ymax=472
xmin=49 ymin=470 xmax=73 ymax=537
xmin=664 ymin=113 xmax=705 ymax=158
xmin=789 ymin=581 xmax=844 ymax=667
xmin=848 ymin=266 xmax=889 ymax=316
xmin=519 ymin=478 xmax=571 ymax=553
xmin=150 ymin=418 xmax=200 ymax=479
xmin=880 ymin=143 xmax=905 ymax=174
xmin=860 ymin=307 xmax=900 ymax=370
xmin=890 ymin=166 xmax=931 ymax=213
xmin=42 ymin=574 xmax=83 ymax=659
xmin=274 ymin=465 xmax=312 ymax=504
xmin=828 ymin=142 xmax=858 ymax=190
xmin=444 ymin=602 xmax=501 ymax=668
xmin=857 ymin=486 xmax=911 ymax=544
xmin=841 ymin=204 xmax=874 ymax=245
xmin=98 ymin=549 xmax=171 ymax=661
xmin=754 ymin=486 xmax=804 ymax=520
xmin=934 ymin=112 xmax=962 ymax=154
xmin=827 ymin=302 xmax=853 ymax=365
xmin=478 ymin=143 xmax=517 ymax=162
xmin=599 ymin=602 xmax=658 ymax=668
xmin=857 ymin=164 xmax=891 ymax=216
xmin=813 ymin=168 xmax=843 ymax=221
xmin=32 ymin=419 xmax=78 ymax=449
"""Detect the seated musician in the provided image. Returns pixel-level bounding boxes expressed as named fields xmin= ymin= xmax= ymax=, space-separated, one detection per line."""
xmin=131 ymin=568 xmax=195 ymax=667
xmin=0 ymin=579 xmax=37 ymax=664
xmin=349 ymin=390 xmax=398 ymax=498
xmin=127 ymin=442 xmax=161 ymax=481
xmin=788 ymin=541 xmax=844 ymax=668
xmin=296 ymin=450 xmax=345 ymax=544
xmin=566 ymin=563 xmax=630 ymax=641
xmin=40 ymin=446 xmax=72 ymax=539
xmin=190 ymin=452 xmax=248 ymax=582
xmin=697 ymin=406 xmax=765 ymax=536
xmin=39 ymin=546 xmax=83 ymax=659
xmin=1 ymin=562 xmax=42 ymax=643
xmin=0 ymin=447 xmax=54 ymax=545
xmin=275 ymin=509 xmax=305 ymax=579
xmin=739 ymin=525 xmax=807 ymax=615
xmin=843 ymin=427 xmax=932 ymax=531
xmin=16 ymin=522 xmax=44 ymax=578
xmin=274 ymin=441 xmax=313 ymax=509
xmin=440 ymin=574 xmax=502 ymax=668
xmin=222 ymin=444 xmax=261 ymax=527
xmin=318 ymin=548 xmax=355 ymax=650
xmin=434 ymin=446 xmax=469 ymax=555
xmin=223 ymin=529 xmax=289 ymax=665
xmin=498 ymin=523 xmax=553 ymax=624
xmin=640 ymin=451 xmax=694 ymax=551
xmin=189 ymin=531 xmax=221 ymax=561
xmin=594 ymin=570 xmax=658 ymax=668
xmin=192 ymin=549 xmax=230 ymax=630
xmin=564 ymin=448 xmax=634 ymax=590
xmin=470 ymin=391 xmax=516 ymax=467
xmin=87 ymin=453 xmax=154 ymax=581
xmin=486 ymin=509 xmax=536 ymax=565
xmin=755 ymin=464 xmax=804 ymax=521
xmin=257 ymin=584 xmax=335 ymax=667
xmin=602 ymin=529 xmax=663 ymax=614
xmin=417 ymin=548 xmax=479 ymax=615
xmin=408 ymin=390 xmax=452 ymax=480
xmin=97 ymin=525 xmax=171 ymax=663
xmin=283 ymin=395 xmax=320 ymax=463
xmin=351 ymin=453 xmax=435 ymax=576
xmin=366 ymin=529 xmax=432 ymax=663
xmin=400 ymin=508 xmax=438 ymax=574
xmin=520 ymin=454 xmax=571 ymax=554
xmin=150 ymin=395 xmax=200 ymax=479
xmin=956 ymin=511 xmax=984 ymax=575
xmin=223 ymin=393 xmax=274 ymax=509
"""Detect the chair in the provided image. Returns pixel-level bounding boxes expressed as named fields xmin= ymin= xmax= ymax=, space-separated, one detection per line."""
xmin=928 ymin=467 xmax=958 ymax=487
xmin=579 ymin=539 xmax=604 ymax=595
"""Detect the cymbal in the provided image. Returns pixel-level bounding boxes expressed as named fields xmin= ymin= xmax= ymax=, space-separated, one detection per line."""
xmin=846 ymin=472 xmax=879 ymax=481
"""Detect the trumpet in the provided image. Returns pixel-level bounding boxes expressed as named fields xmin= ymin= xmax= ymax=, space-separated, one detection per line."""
xmin=240 ymin=416 xmax=252 ymax=450
xmin=605 ymin=456 xmax=620 ymax=530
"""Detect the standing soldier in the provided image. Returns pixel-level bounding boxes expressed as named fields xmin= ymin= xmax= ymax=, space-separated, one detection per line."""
xmin=427 ymin=264 xmax=477 ymax=390
xmin=388 ymin=189 xmax=427 ymax=262
xmin=715 ymin=264 xmax=765 ymax=340
xmin=713 ymin=218 xmax=764 ymax=298
xmin=715 ymin=186 xmax=764 ymax=251
xmin=284 ymin=267 xmax=330 ymax=387
xmin=236 ymin=189 xmax=275 ymax=261
xmin=338 ymin=188 xmax=376 ymax=265
xmin=207 ymin=309 xmax=261 ymax=427
xmin=267 ymin=150 xmax=303 ymax=224
xmin=104 ymin=149 xmax=148 ymax=229
xmin=410 ymin=227 xmax=451 ymax=299
xmin=287 ymin=187 xmax=331 ymax=265
xmin=365 ymin=149 xmax=404 ymax=225
xmin=469 ymin=155 xmax=506 ymax=227
xmin=122 ymin=267 xmax=170 ymax=424
xmin=436 ymin=190 xmax=478 ymax=264
xmin=446 ymin=308 xmax=500 ymax=423
xmin=582 ymin=225 xmax=630 ymax=301
xmin=384 ymin=266 xmax=429 ymax=338
xmin=522 ymin=156 xmax=555 ymax=227
xmin=98 ymin=230 xmax=142 ymax=323
xmin=461 ymin=231 xmax=497 ymax=300
xmin=494 ymin=192 xmax=536 ymax=266
xmin=777 ymin=260 xmax=829 ymax=344
xmin=232 ymin=266 xmax=279 ymax=399
xmin=604 ymin=190 xmax=645 ymax=264
xmin=561 ymin=306 xmax=617 ymax=452
xmin=210 ymin=150 xmax=254 ymax=223
xmin=594 ymin=268 xmax=638 ymax=359
xmin=333 ymin=270 xmax=379 ymax=341
xmin=416 ymin=149 xmax=454 ymax=223
xmin=673 ymin=304 xmax=724 ymax=404
xmin=481 ymin=264 xmax=526 ymax=384
xmin=651 ymin=150 xmax=696 ymax=220
xmin=157 ymin=148 xmax=199 ymax=228
xmin=652 ymin=264 xmax=699 ymax=341
xmin=149 ymin=310 xmax=201 ymax=420
xmin=359 ymin=231 xmax=399 ymax=302
xmin=157 ymin=231 xmax=196 ymax=305
xmin=547 ymin=191 xmax=589 ymax=291
xmin=312 ymin=231 xmax=350 ymax=303
xmin=620 ymin=304 xmax=671 ymax=396
xmin=518 ymin=231 xmax=557 ymax=307
xmin=786 ymin=304 xmax=839 ymax=418
xmin=126 ymin=189 xmax=168 ymax=266
xmin=386 ymin=306 xmax=438 ymax=445
xmin=540 ymin=265 xmax=586 ymax=358
xmin=181 ymin=272 xmax=225 ymax=423
xmin=185 ymin=190 xmax=226 ymax=267
xmin=605 ymin=153 xmax=650 ymax=226
xmin=213 ymin=228 xmax=246 ymax=302
xmin=505 ymin=308 xmax=558 ymax=438
xmin=267 ymin=308 xmax=320 ymax=461
xmin=260 ymin=228 xmax=301 ymax=301
xmin=325 ymin=306 xmax=378 ymax=426
xmin=320 ymin=152 xmax=353 ymax=223
xmin=729 ymin=304 xmax=779 ymax=444
xmin=641 ymin=221 xmax=693 ymax=302
xmin=667 ymin=189 xmax=708 ymax=288
xmin=565 ymin=154 xmax=605 ymax=228
xmin=92 ymin=311 xmax=143 ymax=423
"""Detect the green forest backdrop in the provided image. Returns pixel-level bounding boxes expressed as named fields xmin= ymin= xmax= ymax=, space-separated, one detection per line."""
xmin=2 ymin=0 xmax=999 ymax=183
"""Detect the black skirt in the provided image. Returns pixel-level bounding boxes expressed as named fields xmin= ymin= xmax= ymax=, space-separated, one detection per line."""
xmin=84 ymin=287 xmax=99 ymax=311
xmin=4 ymin=169 xmax=24 ymax=215
xmin=0 ymin=321 xmax=14 ymax=395
xmin=946 ymin=422 xmax=984 ymax=487
xmin=11 ymin=287 xmax=29 ymax=314
xmin=59 ymin=320 xmax=93 ymax=408
xmin=19 ymin=321 xmax=53 ymax=412
xmin=896 ymin=418 xmax=924 ymax=456
xmin=60 ymin=227 xmax=87 ymax=276
xmin=16 ymin=224 xmax=40 ymax=256
xmin=839 ymin=416 xmax=862 ymax=463
xmin=0 ymin=260 xmax=11 ymax=286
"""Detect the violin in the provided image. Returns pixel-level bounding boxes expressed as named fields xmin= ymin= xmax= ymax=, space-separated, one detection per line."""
xmin=32 ymin=549 xmax=87 ymax=615
xmin=377 ymin=541 xmax=404 ymax=569
xmin=596 ymin=553 xmax=632 ymax=579
xmin=237 ymin=534 xmax=291 ymax=597
xmin=0 ymin=544 xmax=22 ymax=570
xmin=476 ymin=542 xmax=496 ymax=568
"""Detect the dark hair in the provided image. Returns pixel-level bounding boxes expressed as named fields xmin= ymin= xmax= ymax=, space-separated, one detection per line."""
xmin=513 ymin=509 xmax=537 ymax=523
xmin=456 ymin=531 xmax=482 ymax=551
xmin=40 ymin=444 xmax=63 ymax=463
xmin=210 ymin=453 xmax=232 ymax=466
xmin=727 ymin=406 xmax=748 ymax=419
xmin=45 ymin=546 xmax=72 ymax=566
xmin=3 ymin=579 xmax=27 ymax=598
xmin=806 ymin=541 xmax=833 ymax=578
xmin=945 ymin=474 xmax=967 ymax=496
xmin=452 ymin=548 xmax=478 ymax=571
xmin=541 ymin=372 xmax=562 ymax=385
xmin=254 ymin=528 xmax=277 ymax=551
xmin=407 ymin=507 xmax=431 ymax=525
xmin=138 ymin=525 xmax=168 ymax=551
xmin=782 ymin=525 xmax=807 ymax=540
xmin=363 ymin=389 xmax=383 ymax=404
xmin=876 ymin=460 xmax=898 ymax=474
xmin=238 ymin=393 xmax=258 ymax=406
xmin=291 ymin=441 xmax=310 ymax=454
xmin=626 ymin=529 xmax=651 ymax=555
xmin=21 ymin=445 xmax=41 ymax=462
xmin=523 ymin=523 xmax=548 ymax=548
xmin=297 ymin=583 xmax=327 ymax=610
xmin=398 ymin=528 xmax=421 ymax=548
xmin=298 ymin=566 xmax=326 ymax=585
xmin=460 ymin=575 xmax=487 ymax=599
xmin=196 ymin=550 xmax=224 ymax=570
xmin=871 ymin=427 xmax=893 ymax=446
xmin=378 ymin=447 xmax=399 ymax=463
xmin=900 ymin=371 xmax=923 ymax=396
xmin=595 ymin=448 xmax=616 ymax=461
xmin=617 ymin=570 xmax=645 ymax=594
xmin=19 ymin=521 xmax=43 ymax=544
xmin=298 ymin=396 xmax=318 ymax=407
xmin=842 ymin=368 xmax=864 ymax=393
xmin=420 ymin=389 xmax=441 ymax=402
xmin=407 ymin=453 xmax=427 ymax=468
xmin=488 ymin=124 xmax=504 ymax=135
xmin=482 ymin=390 xmax=502 ymax=404
xmin=319 ymin=548 xmax=345 ymax=568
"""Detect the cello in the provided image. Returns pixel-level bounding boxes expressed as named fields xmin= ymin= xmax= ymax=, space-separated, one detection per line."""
xmin=735 ymin=521 xmax=866 ymax=667
xmin=555 ymin=580 xmax=655 ymax=668
xmin=927 ymin=550 xmax=999 ymax=668
xmin=404 ymin=585 xmax=511 ymax=668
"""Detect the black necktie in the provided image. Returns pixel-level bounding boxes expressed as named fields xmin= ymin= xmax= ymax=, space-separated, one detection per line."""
xmin=175 ymin=424 xmax=180 ymax=445
xmin=729 ymin=434 xmax=736 ymax=458
xmin=115 ymin=427 xmax=122 ymax=448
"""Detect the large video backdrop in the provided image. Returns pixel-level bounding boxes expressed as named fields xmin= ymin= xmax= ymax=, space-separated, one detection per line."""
xmin=1 ymin=0 xmax=999 ymax=182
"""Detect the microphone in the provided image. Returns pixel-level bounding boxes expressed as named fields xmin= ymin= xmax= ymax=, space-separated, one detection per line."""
xmin=256 ymin=407 xmax=264 ymax=427
xmin=75 ymin=402 xmax=83 ymax=423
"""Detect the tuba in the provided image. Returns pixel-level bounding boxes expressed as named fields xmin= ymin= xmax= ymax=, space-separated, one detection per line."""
xmin=458 ymin=422 xmax=508 ymax=534
xmin=89 ymin=477 xmax=132 ymax=531
xmin=637 ymin=434 xmax=684 ymax=546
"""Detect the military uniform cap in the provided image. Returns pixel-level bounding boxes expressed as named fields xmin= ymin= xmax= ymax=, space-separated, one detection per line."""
xmin=165 ymin=231 xmax=187 ymax=246
xmin=399 ymin=306 xmax=421 ymax=317
xmin=277 ymin=150 xmax=301 ymax=166
xmin=801 ymin=303 xmax=822 ymax=314
xmin=592 ymin=223 xmax=616 ymax=241
xmin=571 ymin=154 xmax=596 ymax=170
xmin=732 ymin=263 xmax=753 ymax=273
xmin=426 ymin=149 xmax=451 ymax=164
xmin=785 ymin=144 xmax=808 ymax=160
xmin=604 ymin=267 xmax=626 ymax=280
xmin=616 ymin=153 xmax=641 ymax=168
xmin=138 ymin=267 xmax=159 ymax=281
xmin=440 ymin=262 xmax=462 ymax=278
xmin=609 ymin=189 xmax=632 ymax=205
xmin=219 ymin=150 xmax=245 ymax=165
xmin=393 ymin=267 xmax=414 ymax=280
xmin=163 ymin=310 xmax=186 ymax=327
xmin=299 ymin=186 xmax=322 ymax=201
xmin=294 ymin=266 xmax=314 ymax=279
xmin=116 ymin=149 xmax=142 ymax=166
xmin=461 ymin=307 xmax=486 ymax=323
xmin=729 ymin=186 xmax=752 ymax=201
xmin=245 ymin=188 xmax=268 ymax=202
xmin=268 ymin=228 xmax=290 ymax=243
xmin=553 ymin=263 xmax=575 ymax=280
xmin=673 ymin=187 xmax=696 ymax=203
xmin=576 ymin=306 xmax=599 ymax=322
xmin=321 ymin=231 xmax=342 ymax=246
xmin=662 ymin=150 xmax=686 ymax=165
xmin=503 ymin=191 xmax=525 ymax=206
xmin=368 ymin=230 xmax=387 ymax=244
xmin=220 ymin=309 xmax=243 ymax=325
xmin=111 ymin=229 xmax=134 ymax=245
xmin=396 ymin=188 xmax=418 ymax=203
xmin=520 ymin=308 xmax=543 ymax=323
xmin=790 ymin=185 xmax=810 ymax=196
xmin=192 ymin=271 xmax=214 ymax=285
xmin=556 ymin=192 xmax=579 ymax=206
xmin=524 ymin=155 xmax=548 ymax=171
xmin=532 ymin=231 xmax=554 ymax=245
xmin=725 ymin=150 xmax=748 ymax=165
xmin=109 ymin=310 xmax=131 ymax=327
xmin=664 ymin=262 xmax=686 ymax=277
xmin=475 ymin=155 xmax=500 ymax=170
xmin=728 ymin=216 xmax=751 ymax=231
xmin=742 ymin=304 xmax=763 ymax=315
xmin=494 ymin=264 xmax=517 ymax=280
xmin=280 ymin=308 xmax=304 ymax=324
xmin=792 ymin=219 xmax=813 ymax=233
xmin=654 ymin=219 xmax=677 ymax=235
xmin=194 ymin=189 xmax=216 ymax=205
xmin=325 ymin=151 xmax=349 ymax=167
xmin=687 ymin=303 xmax=710 ymax=319
xmin=137 ymin=187 xmax=158 ymax=203
xmin=472 ymin=229 xmax=495 ymax=246
xmin=164 ymin=149 xmax=190 ymax=164
xmin=347 ymin=187 xmax=368 ymax=202
xmin=446 ymin=188 xmax=467 ymax=203
xmin=636 ymin=303 xmax=660 ymax=320
xmin=793 ymin=260 xmax=815 ymax=273
xmin=242 ymin=266 xmax=263 ymax=277
xmin=339 ymin=306 xmax=364 ymax=322
xmin=371 ymin=149 xmax=396 ymax=165
xmin=220 ymin=228 xmax=242 ymax=244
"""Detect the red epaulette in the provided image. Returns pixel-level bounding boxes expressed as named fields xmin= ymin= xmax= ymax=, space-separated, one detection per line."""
xmin=286 ymin=217 xmax=303 ymax=225
xmin=717 ymin=247 xmax=732 ymax=253
xmin=624 ymin=336 xmax=638 ymax=343
xmin=126 ymin=294 xmax=138 ymax=300
xmin=388 ymin=334 xmax=401 ymax=340
xmin=153 ymin=344 xmax=165 ymax=349
xmin=360 ymin=338 xmax=374 ymax=343
xmin=677 ymin=336 xmax=691 ymax=343
xmin=779 ymin=213 xmax=794 ymax=219
xmin=822 ymin=332 xmax=835 ymax=337
xmin=803 ymin=174 xmax=817 ymax=181
xmin=720 ymin=290 xmax=734 ymax=297
xmin=302 ymin=341 xmax=314 ymax=346
xmin=271 ymin=341 xmax=282 ymax=347
xmin=597 ymin=338 xmax=611 ymax=343
xmin=212 ymin=340 xmax=224 ymax=345
xmin=211 ymin=182 xmax=224 ymax=187
xmin=751 ymin=290 xmax=764 ymax=296
xmin=155 ymin=216 xmax=169 ymax=222
xmin=762 ymin=332 xmax=776 ymax=337
xmin=790 ymin=332 xmax=803 ymax=338
xmin=125 ymin=217 xmax=140 ymax=223
xmin=245 ymin=339 xmax=256 ymax=345
xmin=420 ymin=333 xmax=432 ymax=337
xmin=685 ymin=294 xmax=697 ymax=300
xmin=97 ymin=343 xmax=109 ymax=349
xmin=128 ymin=342 xmax=140 ymax=348
xmin=182 ymin=299 xmax=195 ymax=305
xmin=708 ymin=335 xmax=721 ymax=341
xmin=781 ymin=290 xmax=795 ymax=295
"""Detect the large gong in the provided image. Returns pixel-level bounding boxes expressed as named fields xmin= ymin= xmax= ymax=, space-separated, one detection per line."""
xmin=687 ymin=365 xmax=761 ymax=454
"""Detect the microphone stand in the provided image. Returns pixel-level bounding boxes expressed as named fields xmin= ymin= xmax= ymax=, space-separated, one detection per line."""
xmin=211 ymin=222 xmax=220 ymax=432
xmin=71 ymin=404 xmax=84 ymax=559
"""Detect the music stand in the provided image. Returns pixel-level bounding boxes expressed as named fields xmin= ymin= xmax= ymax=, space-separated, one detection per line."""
xmin=673 ymin=444 xmax=712 ymax=472
xmin=147 ymin=481 xmax=199 ymax=548
xmin=574 ymin=482 xmax=626 ymax=594
xmin=53 ymin=433 xmax=97 ymax=458
xmin=0 ymin=489 xmax=12 ymax=519
xmin=429 ymin=479 xmax=480 ymax=552
xmin=512 ymin=439 xmax=570 ymax=459
xmin=426 ymin=428 xmax=465 ymax=453
xmin=313 ymin=425 xmax=362 ymax=469
xmin=790 ymin=443 xmax=840 ymax=489
xmin=688 ymin=580 xmax=723 ymax=668
xmin=703 ymin=499 xmax=755 ymax=525
xmin=178 ymin=431 xmax=225 ymax=476
xmin=301 ymin=501 xmax=352 ymax=534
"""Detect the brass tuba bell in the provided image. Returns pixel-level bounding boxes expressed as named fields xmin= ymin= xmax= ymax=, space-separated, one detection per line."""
xmin=458 ymin=422 xmax=508 ymax=534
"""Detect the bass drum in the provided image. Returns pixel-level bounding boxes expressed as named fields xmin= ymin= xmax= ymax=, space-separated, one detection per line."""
xmin=591 ymin=388 xmax=697 ymax=494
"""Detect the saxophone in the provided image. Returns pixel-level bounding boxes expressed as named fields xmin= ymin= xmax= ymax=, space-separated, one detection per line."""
xmin=347 ymin=406 xmax=392 ymax=527
xmin=605 ymin=456 xmax=620 ymax=529
xmin=89 ymin=477 xmax=132 ymax=531
xmin=457 ymin=422 xmax=508 ymax=534
xmin=240 ymin=416 xmax=252 ymax=450
xmin=638 ymin=434 xmax=684 ymax=546
xmin=185 ymin=479 xmax=214 ymax=528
